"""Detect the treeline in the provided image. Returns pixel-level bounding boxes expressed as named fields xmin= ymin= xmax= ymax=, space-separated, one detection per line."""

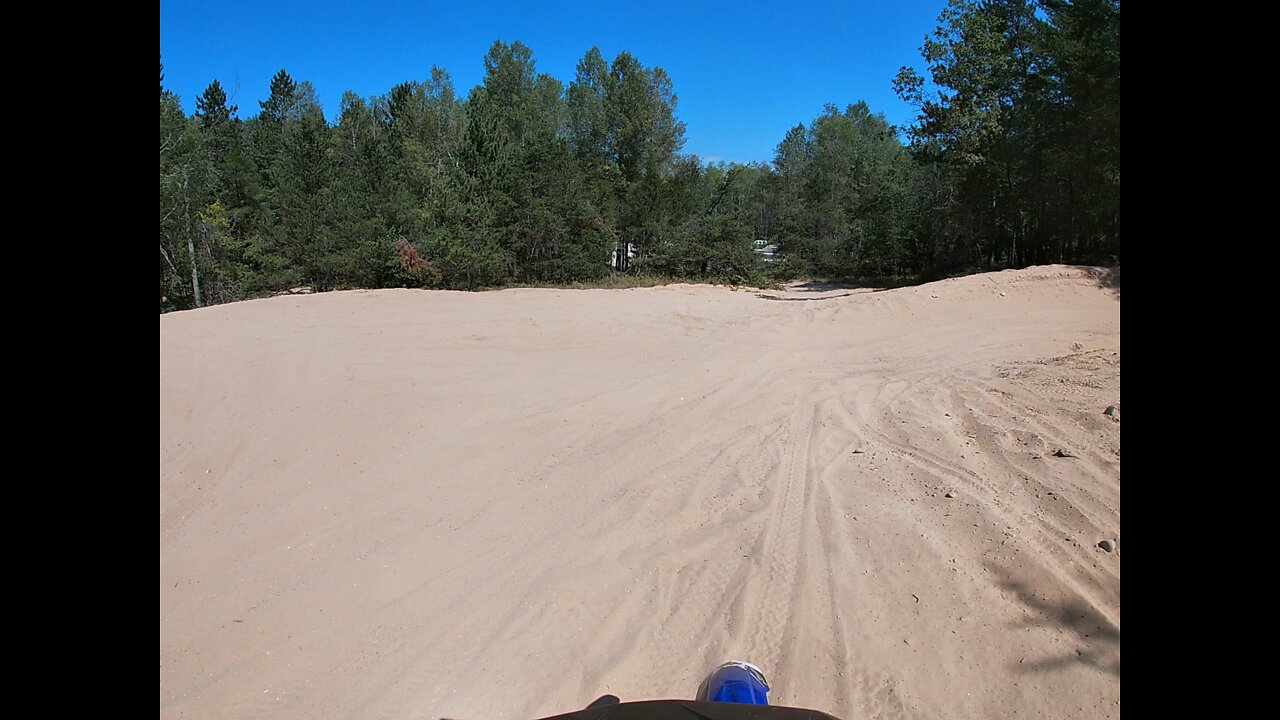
xmin=160 ymin=0 xmax=1119 ymax=311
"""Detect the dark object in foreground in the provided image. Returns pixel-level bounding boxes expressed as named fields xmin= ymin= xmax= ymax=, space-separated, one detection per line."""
xmin=538 ymin=662 xmax=839 ymax=720
xmin=537 ymin=700 xmax=841 ymax=720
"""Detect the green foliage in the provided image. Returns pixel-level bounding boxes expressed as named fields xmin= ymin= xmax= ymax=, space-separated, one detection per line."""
xmin=260 ymin=69 xmax=300 ymax=123
xmin=196 ymin=80 xmax=236 ymax=128
xmin=160 ymin=21 xmax=1118 ymax=311
xmin=895 ymin=0 xmax=1121 ymax=269
xmin=160 ymin=86 xmax=207 ymax=310
xmin=768 ymin=103 xmax=919 ymax=278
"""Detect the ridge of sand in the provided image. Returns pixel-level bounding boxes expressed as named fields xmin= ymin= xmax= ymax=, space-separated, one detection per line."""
xmin=160 ymin=265 xmax=1120 ymax=719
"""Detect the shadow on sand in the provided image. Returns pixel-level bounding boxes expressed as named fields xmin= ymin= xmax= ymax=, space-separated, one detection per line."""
xmin=754 ymin=278 xmax=918 ymax=302
xmin=757 ymin=266 xmax=1121 ymax=301
xmin=1084 ymin=266 xmax=1120 ymax=297
xmin=987 ymin=561 xmax=1120 ymax=678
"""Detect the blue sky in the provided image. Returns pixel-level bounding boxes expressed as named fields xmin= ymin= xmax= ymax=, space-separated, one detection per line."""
xmin=160 ymin=0 xmax=948 ymax=164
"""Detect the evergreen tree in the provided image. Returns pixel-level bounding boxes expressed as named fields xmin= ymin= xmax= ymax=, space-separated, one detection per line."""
xmin=160 ymin=28 xmax=1118 ymax=311
xmin=894 ymin=0 xmax=1120 ymax=268
xmin=196 ymin=79 xmax=236 ymax=130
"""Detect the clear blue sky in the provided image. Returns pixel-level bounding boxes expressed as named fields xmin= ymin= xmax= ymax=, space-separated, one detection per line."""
xmin=160 ymin=0 xmax=947 ymax=164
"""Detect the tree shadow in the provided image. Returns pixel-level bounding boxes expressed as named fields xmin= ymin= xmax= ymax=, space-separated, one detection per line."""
xmin=987 ymin=561 xmax=1120 ymax=678
xmin=754 ymin=277 xmax=919 ymax=301
xmin=756 ymin=266 xmax=1120 ymax=301
xmin=754 ymin=289 xmax=871 ymax=302
xmin=1081 ymin=266 xmax=1120 ymax=298
xmin=790 ymin=277 xmax=920 ymax=292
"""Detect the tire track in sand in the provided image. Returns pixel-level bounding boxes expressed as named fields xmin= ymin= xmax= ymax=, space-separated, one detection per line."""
xmin=850 ymin=380 xmax=1119 ymax=632
xmin=744 ymin=392 xmax=814 ymax=682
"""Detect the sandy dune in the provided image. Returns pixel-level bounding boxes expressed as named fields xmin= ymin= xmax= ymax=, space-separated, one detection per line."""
xmin=160 ymin=266 xmax=1120 ymax=719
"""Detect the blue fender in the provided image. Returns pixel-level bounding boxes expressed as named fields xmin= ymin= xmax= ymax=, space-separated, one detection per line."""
xmin=696 ymin=662 xmax=770 ymax=705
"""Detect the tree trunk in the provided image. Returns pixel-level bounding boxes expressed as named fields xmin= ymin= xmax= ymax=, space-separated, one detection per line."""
xmin=183 ymin=172 xmax=204 ymax=308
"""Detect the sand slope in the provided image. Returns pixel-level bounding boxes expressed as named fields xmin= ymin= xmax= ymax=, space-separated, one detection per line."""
xmin=160 ymin=266 xmax=1120 ymax=719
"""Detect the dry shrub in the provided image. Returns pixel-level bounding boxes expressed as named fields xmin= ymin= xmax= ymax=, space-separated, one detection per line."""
xmin=394 ymin=237 xmax=441 ymax=284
